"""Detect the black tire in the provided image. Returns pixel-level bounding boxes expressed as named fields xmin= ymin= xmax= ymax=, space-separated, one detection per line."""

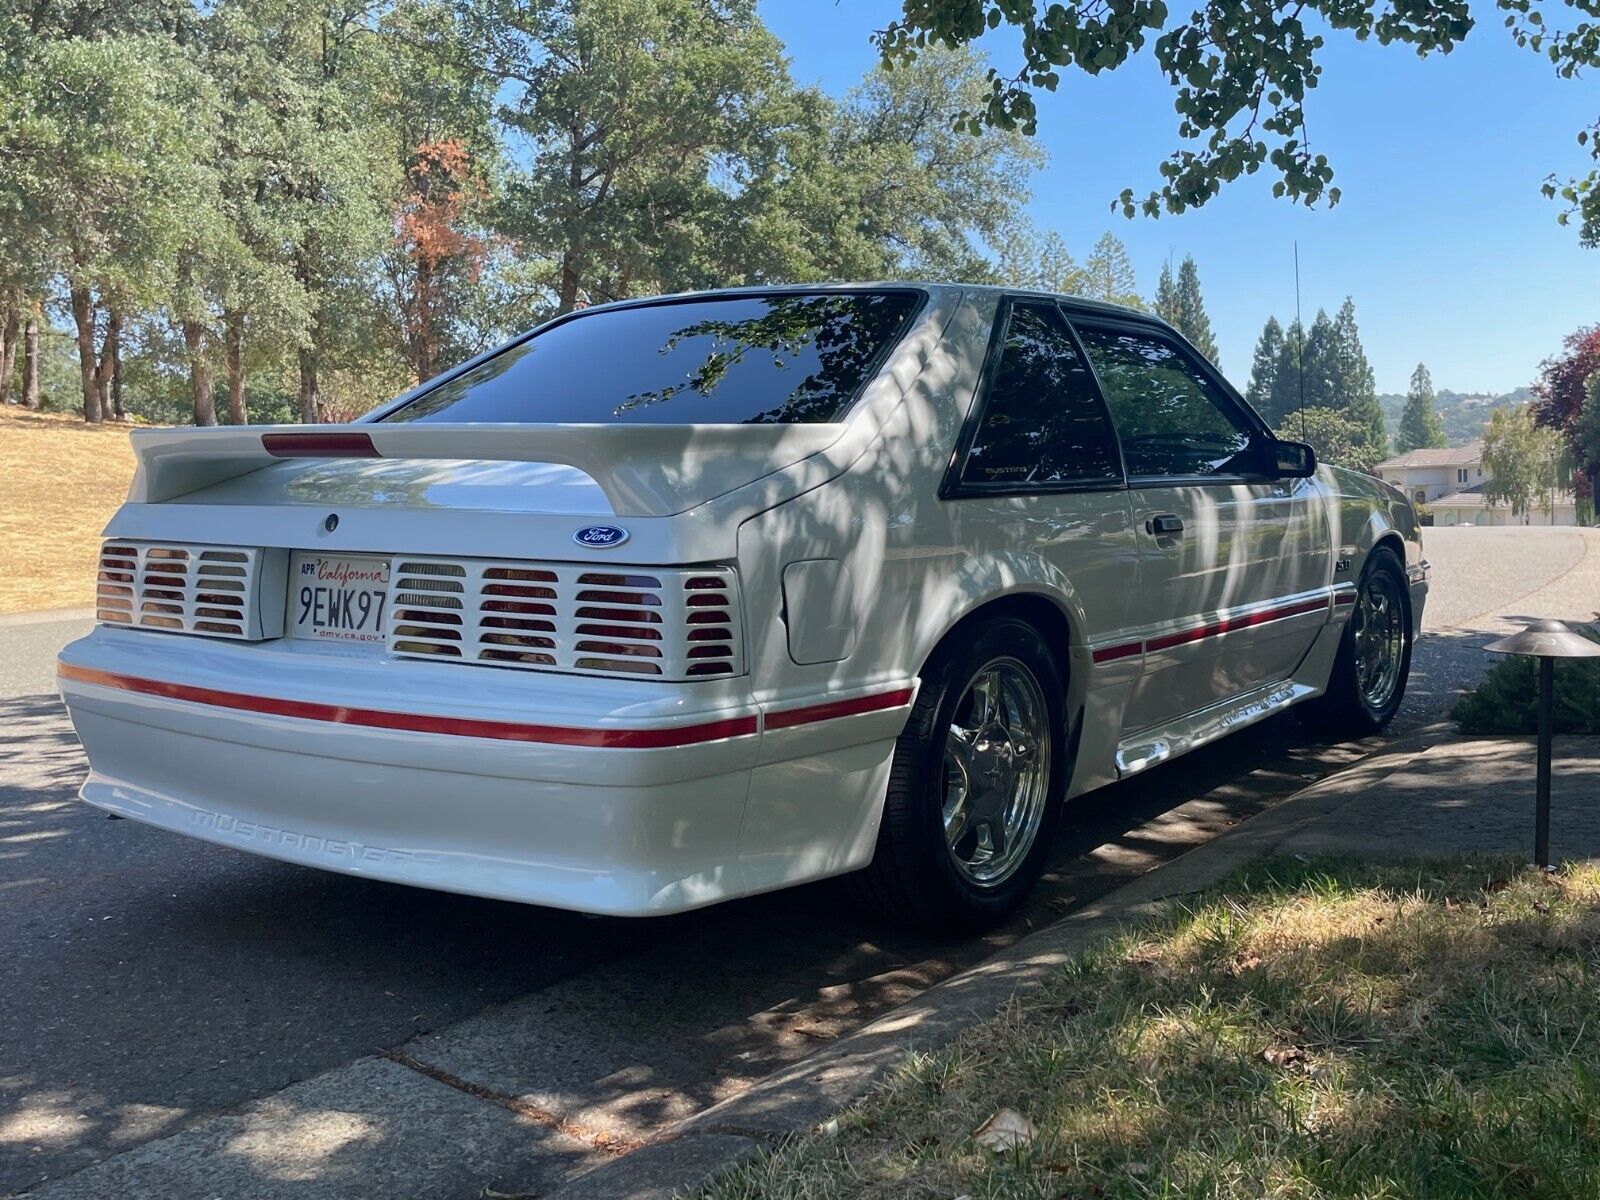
xmin=1305 ymin=545 xmax=1412 ymax=736
xmin=856 ymin=615 xmax=1068 ymax=929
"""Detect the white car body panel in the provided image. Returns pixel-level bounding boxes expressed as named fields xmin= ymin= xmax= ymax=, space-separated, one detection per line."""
xmin=58 ymin=282 xmax=1428 ymax=915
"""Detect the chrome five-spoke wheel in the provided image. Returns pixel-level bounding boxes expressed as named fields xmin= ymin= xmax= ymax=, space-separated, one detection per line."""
xmin=1353 ymin=568 xmax=1405 ymax=710
xmin=941 ymin=657 xmax=1052 ymax=888
xmin=1305 ymin=546 xmax=1411 ymax=737
xmin=863 ymin=615 xmax=1066 ymax=927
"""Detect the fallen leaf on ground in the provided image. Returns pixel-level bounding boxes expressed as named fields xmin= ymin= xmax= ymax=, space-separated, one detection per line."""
xmin=974 ymin=1107 xmax=1037 ymax=1151
xmin=1263 ymin=1045 xmax=1310 ymax=1070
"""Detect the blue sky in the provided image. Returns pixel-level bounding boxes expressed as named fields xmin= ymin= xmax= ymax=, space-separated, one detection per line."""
xmin=760 ymin=1 xmax=1598 ymax=395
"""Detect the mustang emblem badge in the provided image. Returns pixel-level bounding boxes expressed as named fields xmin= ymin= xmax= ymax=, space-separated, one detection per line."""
xmin=573 ymin=525 xmax=629 ymax=548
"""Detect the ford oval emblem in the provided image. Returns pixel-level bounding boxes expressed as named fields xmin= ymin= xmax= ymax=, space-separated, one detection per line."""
xmin=573 ymin=524 xmax=629 ymax=549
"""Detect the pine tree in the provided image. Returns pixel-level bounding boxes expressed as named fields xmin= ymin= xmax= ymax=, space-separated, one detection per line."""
xmin=1301 ymin=309 xmax=1339 ymax=411
xmin=1000 ymin=229 xmax=1083 ymax=293
xmin=1153 ymin=260 xmax=1180 ymax=325
xmin=1174 ymin=255 xmax=1218 ymax=365
xmin=1246 ymin=316 xmax=1283 ymax=419
xmin=1267 ymin=318 xmax=1305 ymax=429
xmin=1082 ymin=232 xmax=1142 ymax=310
xmin=1397 ymin=362 xmax=1448 ymax=452
xmin=1332 ymin=297 xmax=1386 ymax=456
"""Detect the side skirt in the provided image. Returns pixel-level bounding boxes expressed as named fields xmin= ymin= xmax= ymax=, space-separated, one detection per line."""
xmin=1114 ymin=679 xmax=1318 ymax=778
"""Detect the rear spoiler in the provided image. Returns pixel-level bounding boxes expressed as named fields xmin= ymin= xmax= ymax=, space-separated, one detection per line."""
xmin=126 ymin=422 xmax=847 ymax=518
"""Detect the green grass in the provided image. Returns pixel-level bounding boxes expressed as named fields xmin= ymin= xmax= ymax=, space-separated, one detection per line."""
xmin=1452 ymin=626 xmax=1600 ymax=735
xmin=699 ymin=857 xmax=1600 ymax=1200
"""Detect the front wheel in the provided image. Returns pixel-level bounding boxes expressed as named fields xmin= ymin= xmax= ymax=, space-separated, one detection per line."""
xmin=856 ymin=617 xmax=1067 ymax=929
xmin=1306 ymin=546 xmax=1412 ymax=735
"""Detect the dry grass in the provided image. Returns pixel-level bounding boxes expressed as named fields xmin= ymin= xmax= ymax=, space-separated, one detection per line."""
xmin=0 ymin=408 xmax=138 ymax=614
xmin=702 ymin=856 xmax=1600 ymax=1200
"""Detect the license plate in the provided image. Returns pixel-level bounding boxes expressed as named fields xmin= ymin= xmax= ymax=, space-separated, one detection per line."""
xmin=289 ymin=555 xmax=390 ymax=644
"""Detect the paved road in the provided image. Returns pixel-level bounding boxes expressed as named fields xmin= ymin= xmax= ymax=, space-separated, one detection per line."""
xmin=2 ymin=527 xmax=1595 ymax=1198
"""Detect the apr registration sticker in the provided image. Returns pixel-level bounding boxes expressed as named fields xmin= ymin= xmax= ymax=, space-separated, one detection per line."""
xmin=290 ymin=554 xmax=391 ymax=644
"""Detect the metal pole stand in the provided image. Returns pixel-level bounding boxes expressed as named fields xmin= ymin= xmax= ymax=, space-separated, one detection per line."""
xmin=1484 ymin=619 xmax=1600 ymax=875
xmin=1535 ymin=657 xmax=1553 ymax=873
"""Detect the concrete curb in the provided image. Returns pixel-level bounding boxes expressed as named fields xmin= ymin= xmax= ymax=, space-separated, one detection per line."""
xmin=0 ymin=606 xmax=94 ymax=629
xmin=546 ymin=729 xmax=1454 ymax=1200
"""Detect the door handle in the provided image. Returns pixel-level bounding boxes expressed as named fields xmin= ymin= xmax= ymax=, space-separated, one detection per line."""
xmin=1146 ymin=514 xmax=1184 ymax=536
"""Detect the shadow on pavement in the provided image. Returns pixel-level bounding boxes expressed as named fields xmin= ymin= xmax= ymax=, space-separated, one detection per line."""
xmin=0 ymin=692 xmax=1398 ymax=1196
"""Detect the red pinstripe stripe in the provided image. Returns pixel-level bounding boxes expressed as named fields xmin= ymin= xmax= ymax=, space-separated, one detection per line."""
xmin=1091 ymin=641 xmax=1143 ymax=664
xmin=58 ymin=663 xmax=758 ymax=748
xmin=1145 ymin=597 xmax=1330 ymax=653
xmin=765 ymin=687 xmax=915 ymax=730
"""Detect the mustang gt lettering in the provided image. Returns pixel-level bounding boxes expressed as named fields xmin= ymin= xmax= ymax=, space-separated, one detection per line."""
xmin=58 ymin=284 xmax=1428 ymax=927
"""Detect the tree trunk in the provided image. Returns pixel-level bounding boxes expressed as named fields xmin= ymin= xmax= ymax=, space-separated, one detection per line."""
xmin=0 ymin=302 xmax=17 ymax=404
xmin=182 ymin=319 xmax=216 ymax=426
xmin=70 ymin=285 xmax=103 ymax=422
xmin=413 ymin=257 xmax=434 ymax=382
xmin=111 ymin=314 xmax=125 ymax=420
xmin=298 ymin=346 xmax=319 ymax=423
xmin=98 ymin=309 xmax=120 ymax=419
xmin=224 ymin=309 xmax=247 ymax=424
xmin=557 ymin=254 xmax=581 ymax=315
xmin=21 ymin=303 xmax=40 ymax=409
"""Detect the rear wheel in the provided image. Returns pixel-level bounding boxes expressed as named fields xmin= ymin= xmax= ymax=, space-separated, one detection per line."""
xmin=1307 ymin=546 xmax=1412 ymax=735
xmin=857 ymin=616 xmax=1067 ymax=928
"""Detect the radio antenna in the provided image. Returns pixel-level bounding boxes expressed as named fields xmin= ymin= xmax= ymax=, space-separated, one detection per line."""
xmin=1294 ymin=240 xmax=1306 ymax=441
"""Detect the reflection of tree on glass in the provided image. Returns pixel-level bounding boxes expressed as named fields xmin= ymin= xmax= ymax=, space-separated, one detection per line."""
xmin=382 ymin=291 xmax=920 ymax=426
xmin=616 ymin=295 xmax=906 ymax=423
xmin=1075 ymin=326 xmax=1253 ymax=477
xmin=960 ymin=303 xmax=1121 ymax=487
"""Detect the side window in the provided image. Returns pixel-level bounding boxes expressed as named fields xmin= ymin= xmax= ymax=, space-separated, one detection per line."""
xmin=1073 ymin=323 xmax=1255 ymax=478
xmin=959 ymin=302 xmax=1122 ymax=488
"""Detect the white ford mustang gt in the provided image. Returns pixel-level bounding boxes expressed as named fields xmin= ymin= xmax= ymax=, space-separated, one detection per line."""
xmin=58 ymin=284 xmax=1427 ymax=926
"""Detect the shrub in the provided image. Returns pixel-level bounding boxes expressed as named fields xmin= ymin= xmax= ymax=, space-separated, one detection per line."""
xmin=1452 ymin=625 xmax=1600 ymax=734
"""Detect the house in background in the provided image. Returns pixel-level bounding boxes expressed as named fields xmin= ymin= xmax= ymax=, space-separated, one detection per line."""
xmin=1376 ymin=441 xmax=1487 ymax=507
xmin=1427 ymin=482 xmax=1579 ymax=526
xmin=1376 ymin=440 xmax=1579 ymax=526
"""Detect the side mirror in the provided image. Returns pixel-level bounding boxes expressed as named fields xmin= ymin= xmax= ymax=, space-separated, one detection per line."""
xmin=1272 ymin=439 xmax=1317 ymax=478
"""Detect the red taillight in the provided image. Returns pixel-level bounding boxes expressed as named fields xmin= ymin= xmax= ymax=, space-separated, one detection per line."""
xmin=261 ymin=431 xmax=380 ymax=458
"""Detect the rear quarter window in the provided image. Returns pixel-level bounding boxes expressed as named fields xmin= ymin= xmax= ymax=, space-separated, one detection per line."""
xmin=382 ymin=291 xmax=922 ymax=425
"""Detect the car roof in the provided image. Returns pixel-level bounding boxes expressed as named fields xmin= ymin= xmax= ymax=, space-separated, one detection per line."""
xmin=568 ymin=281 xmax=1176 ymax=334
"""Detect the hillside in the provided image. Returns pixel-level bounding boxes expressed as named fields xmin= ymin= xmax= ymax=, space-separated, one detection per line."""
xmin=0 ymin=408 xmax=137 ymax=614
xmin=1379 ymin=387 xmax=1530 ymax=447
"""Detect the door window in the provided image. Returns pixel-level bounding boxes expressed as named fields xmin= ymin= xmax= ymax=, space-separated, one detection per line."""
xmin=959 ymin=302 xmax=1122 ymax=488
xmin=1073 ymin=323 xmax=1255 ymax=478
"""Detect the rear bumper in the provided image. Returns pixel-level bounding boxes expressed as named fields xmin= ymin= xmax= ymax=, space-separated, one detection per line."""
xmin=58 ymin=628 xmax=914 ymax=914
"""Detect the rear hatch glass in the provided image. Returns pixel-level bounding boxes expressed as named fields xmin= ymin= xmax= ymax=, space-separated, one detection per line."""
xmin=381 ymin=290 xmax=922 ymax=425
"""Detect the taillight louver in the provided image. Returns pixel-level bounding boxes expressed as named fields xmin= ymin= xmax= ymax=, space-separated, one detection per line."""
xmin=386 ymin=559 xmax=742 ymax=681
xmin=96 ymin=542 xmax=276 ymax=639
xmin=390 ymin=561 xmax=467 ymax=658
xmin=682 ymin=575 xmax=735 ymax=676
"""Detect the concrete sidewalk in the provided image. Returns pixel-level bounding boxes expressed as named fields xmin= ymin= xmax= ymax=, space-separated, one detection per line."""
xmin=548 ymin=732 xmax=1600 ymax=1200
